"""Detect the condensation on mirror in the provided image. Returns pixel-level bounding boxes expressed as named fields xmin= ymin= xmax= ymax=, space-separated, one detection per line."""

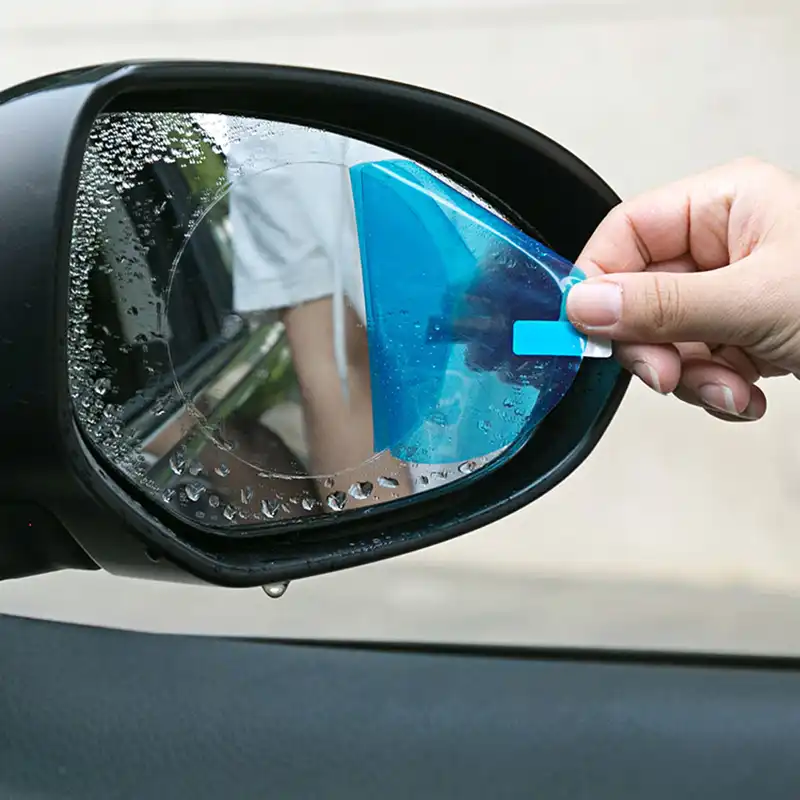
xmin=67 ymin=111 xmax=578 ymax=532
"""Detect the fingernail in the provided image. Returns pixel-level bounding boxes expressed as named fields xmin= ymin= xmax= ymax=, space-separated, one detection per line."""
xmin=704 ymin=408 xmax=751 ymax=423
xmin=567 ymin=282 xmax=622 ymax=329
xmin=631 ymin=360 xmax=663 ymax=393
xmin=698 ymin=383 xmax=737 ymax=415
xmin=740 ymin=400 xmax=761 ymax=420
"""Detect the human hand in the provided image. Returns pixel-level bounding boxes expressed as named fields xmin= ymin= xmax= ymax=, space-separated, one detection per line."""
xmin=565 ymin=158 xmax=800 ymax=422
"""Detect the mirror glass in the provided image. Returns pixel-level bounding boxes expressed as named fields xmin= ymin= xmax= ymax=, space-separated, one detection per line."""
xmin=67 ymin=111 xmax=587 ymax=531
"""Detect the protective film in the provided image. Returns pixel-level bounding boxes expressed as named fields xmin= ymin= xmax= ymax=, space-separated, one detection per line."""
xmin=350 ymin=159 xmax=604 ymax=466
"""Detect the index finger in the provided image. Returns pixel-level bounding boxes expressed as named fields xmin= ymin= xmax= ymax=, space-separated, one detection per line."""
xmin=575 ymin=161 xmax=746 ymax=277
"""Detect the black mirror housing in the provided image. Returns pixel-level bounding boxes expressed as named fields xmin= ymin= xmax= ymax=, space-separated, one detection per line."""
xmin=0 ymin=61 xmax=627 ymax=588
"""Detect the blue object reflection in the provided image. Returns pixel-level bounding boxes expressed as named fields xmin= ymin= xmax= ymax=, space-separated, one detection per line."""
xmin=351 ymin=159 xmax=585 ymax=465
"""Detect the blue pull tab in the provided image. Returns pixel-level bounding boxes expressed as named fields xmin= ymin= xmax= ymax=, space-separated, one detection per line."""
xmin=512 ymin=321 xmax=586 ymax=357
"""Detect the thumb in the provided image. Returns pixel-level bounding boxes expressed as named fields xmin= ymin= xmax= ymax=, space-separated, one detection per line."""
xmin=565 ymin=261 xmax=768 ymax=345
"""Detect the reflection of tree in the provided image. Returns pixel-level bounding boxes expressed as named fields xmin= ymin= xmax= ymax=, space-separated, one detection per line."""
xmin=171 ymin=127 xmax=227 ymax=197
xmin=168 ymin=124 xmax=231 ymax=263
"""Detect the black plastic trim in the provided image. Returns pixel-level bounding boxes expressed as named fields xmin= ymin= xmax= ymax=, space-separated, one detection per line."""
xmin=1 ymin=615 xmax=799 ymax=800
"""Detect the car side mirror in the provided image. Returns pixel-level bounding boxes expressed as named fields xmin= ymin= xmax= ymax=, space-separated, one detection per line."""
xmin=0 ymin=61 xmax=628 ymax=590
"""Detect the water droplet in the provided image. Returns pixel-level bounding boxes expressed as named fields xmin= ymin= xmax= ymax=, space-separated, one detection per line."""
xmin=459 ymin=461 xmax=478 ymax=475
xmin=185 ymin=482 xmax=206 ymax=502
xmin=378 ymin=476 xmax=399 ymax=489
xmin=240 ymin=486 xmax=254 ymax=504
xmin=169 ymin=449 xmax=186 ymax=475
xmin=188 ymin=460 xmax=203 ymax=476
xmin=419 ymin=475 xmax=430 ymax=486
xmin=93 ymin=377 xmax=111 ymax=396
xmin=260 ymin=499 xmax=280 ymax=519
xmin=162 ymin=488 xmax=175 ymax=503
xmin=222 ymin=504 xmax=237 ymax=521
xmin=217 ymin=436 xmax=235 ymax=452
xmin=502 ymin=397 xmax=515 ymax=409
xmin=478 ymin=419 xmax=492 ymax=433
xmin=349 ymin=481 xmax=374 ymax=500
xmin=327 ymin=491 xmax=347 ymax=512
xmin=323 ymin=477 xmax=335 ymax=489
xmin=221 ymin=314 xmax=244 ymax=339
xmin=301 ymin=496 xmax=317 ymax=511
xmin=262 ymin=582 xmax=289 ymax=599
xmin=214 ymin=463 xmax=230 ymax=478
xmin=208 ymin=494 xmax=220 ymax=508
xmin=153 ymin=393 xmax=171 ymax=416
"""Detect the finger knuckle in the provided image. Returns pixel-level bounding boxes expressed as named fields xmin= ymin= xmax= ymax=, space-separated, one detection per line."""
xmin=642 ymin=274 xmax=685 ymax=334
xmin=732 ymin=155 xmax=767 ymax=171
xmin=600 ymin=203 xmax=626 ymax=232
xmin=733 ymin=156 xmax=787 ymax=188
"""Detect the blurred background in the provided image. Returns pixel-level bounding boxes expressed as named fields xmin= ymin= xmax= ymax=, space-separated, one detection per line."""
xmin=1 ymin=0 xmax=800 ymax=654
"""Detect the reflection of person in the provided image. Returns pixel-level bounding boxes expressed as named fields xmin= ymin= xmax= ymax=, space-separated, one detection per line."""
xmin=226 ymin=125 xmax=414 ymax=501
xmin=566 ymin=158 xmax=800 ymax=421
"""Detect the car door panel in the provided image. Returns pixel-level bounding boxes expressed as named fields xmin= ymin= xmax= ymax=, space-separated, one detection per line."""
xmin=0 ymin=614 xmax=798 ymax=799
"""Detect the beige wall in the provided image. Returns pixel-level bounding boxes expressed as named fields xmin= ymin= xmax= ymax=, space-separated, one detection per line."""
xmin=1 ymin=0 xmax=799 ymax=651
